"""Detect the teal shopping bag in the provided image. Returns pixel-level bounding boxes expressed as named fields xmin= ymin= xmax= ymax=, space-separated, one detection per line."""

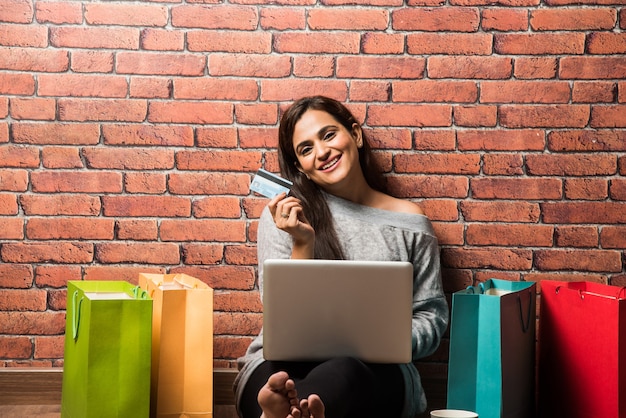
xmin=446 ymin=279 xmax=536 ymax=418
xmin=61 ymin=281 xmax=152 ymax=418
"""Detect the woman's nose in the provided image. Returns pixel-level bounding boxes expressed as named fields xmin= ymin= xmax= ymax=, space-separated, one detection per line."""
xmin=314 ymin=142 xmax=331 ymax=160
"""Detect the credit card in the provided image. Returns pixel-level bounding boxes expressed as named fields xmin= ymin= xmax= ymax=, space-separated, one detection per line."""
xmin=250 ymin=168 xmax=293 ymax=198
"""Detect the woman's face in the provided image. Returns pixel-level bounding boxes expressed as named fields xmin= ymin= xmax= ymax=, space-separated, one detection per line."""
xmin=291 ymin=109 xmax=363 ymax=192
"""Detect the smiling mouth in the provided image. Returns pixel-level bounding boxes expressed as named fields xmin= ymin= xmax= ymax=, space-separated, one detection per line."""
xmin=320 ymin=156 xmax=340 ymax=171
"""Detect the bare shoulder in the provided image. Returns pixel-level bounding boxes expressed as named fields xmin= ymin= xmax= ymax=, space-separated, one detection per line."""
xmin=379 ymin=194 xmax=424 ymax=215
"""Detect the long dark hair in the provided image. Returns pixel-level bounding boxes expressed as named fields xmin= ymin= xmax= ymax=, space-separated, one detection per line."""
xmin=277 ymin=96 xmax=387 ymax=259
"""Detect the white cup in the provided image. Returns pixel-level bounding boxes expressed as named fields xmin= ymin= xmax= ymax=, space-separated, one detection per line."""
xmin=431 ymin=410 xmax=478 ymax=418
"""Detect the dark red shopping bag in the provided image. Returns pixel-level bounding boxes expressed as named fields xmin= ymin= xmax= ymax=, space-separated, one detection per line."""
xmin=539 ymin=281 xmax=626 ymax=418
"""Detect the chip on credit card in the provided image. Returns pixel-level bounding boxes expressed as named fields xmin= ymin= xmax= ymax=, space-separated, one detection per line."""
xmin=250 ymin=168 xmax=293 ymax=198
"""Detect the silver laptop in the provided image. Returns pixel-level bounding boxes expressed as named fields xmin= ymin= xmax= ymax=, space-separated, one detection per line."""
xmin=262 ymin=259 xmax=413 ymax=364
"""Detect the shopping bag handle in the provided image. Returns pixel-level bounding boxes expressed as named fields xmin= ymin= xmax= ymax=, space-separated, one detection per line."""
xmin=133 ymin=286 xmax=149 ymax=300
xmin=72 ymin=290 xmax=84 ymax=341
xmin=518 ymin=290 xmax=533 ymax=333
xmin=555 ymin=285 xmax=626 ymax=300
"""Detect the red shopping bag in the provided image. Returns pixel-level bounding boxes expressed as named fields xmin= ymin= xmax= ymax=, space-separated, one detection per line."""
xmin=539 ymin=281 xmax=626 ymax=418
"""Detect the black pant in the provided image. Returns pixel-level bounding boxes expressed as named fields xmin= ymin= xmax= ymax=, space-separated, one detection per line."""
xmin=238 ymin=357 xmax=405 ymax=418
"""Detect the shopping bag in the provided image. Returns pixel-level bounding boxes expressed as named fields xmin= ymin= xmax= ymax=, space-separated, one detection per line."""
xmin=539 ymin=281 xmax=626 ymax=418
xmin=446 ymin=279 xmax=536 ymax=418
xmin=139 ymin=273 xmax=214 ymax=418
xmin=61 ymin=280 xmax=152 ymax=418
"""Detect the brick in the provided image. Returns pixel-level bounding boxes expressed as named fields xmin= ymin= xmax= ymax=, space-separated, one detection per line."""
xmin=35 ymin=265 xmax=81 ymax=288
xmin=0 ymin=73 xmax=35 ymax=95
xmin=432 ymin=223 xmax=464 ymax=245
xmin=274 ymin=32 xmax=360 ymax=54
xmin=70 ymin=50 xmax=114 ymax=73
xmin=514 ymin=57 xmax=558 ymax=79
xmin=495 ymin=33 xmax=585 ymax=54
xmin=0 ymin=0 xmax=33 ymax=23
xmin=59 ymin=99 xmax=147 ymax=122
xmin=367 ymin=104 xmax=452 ymax=127
xmin=0 ymin=193 xmax=18 ymax=215
xmin=0 ymin=24 xmax=47 ymax=47
xmin=1 ymin=242 xmax=94 ymax=264
xmin=214 ymin=290 xmax=262 ymax=313
xmin=187 ymin=31 xmax=272 ymax=53
xmin=176 ymin=150 xmax=261 ymax=171
xmin=338 ymin=57 xmax=425 ymax=79
xmin=117 ymin=52 xmax=205 ymax=76
xmin=0 ymin=264 xmax=33 ymax=289
xmin=0 ymin=48 xmax=70 ymax=72
xmin=441 ymin=248 xmax=533 ymax=270
xmin=83 ymin=147 xmax=174 ymax=170
xmin=95 ymin=243 xmax=180 ymax=264
xmin=140 ymin=28 xmax=185 ymax=51
xmin=0 ymin=289 xmax=47 ymax=311
xmin=471 ymin=178 xmax=562 ymax=200
xmin=235 ymin=103 xmax=279 ymax=125
xmin=601 ymin=226 xmax=626 ymax=249
xmin=572 ymin=81 xmax=617 ymax=103
xmin=171 ymin=5 xmax=258 ymax=30
xmin=556 ymin=226 xmax=599 ymax=248
xmin=526 ymin=154 xmax=616 ymax=176
xmin=535 ymin=249 xmax=622 ymax=273
xmin=548 ymin=130 xmax=626 ymax=151
xmin=42 ymin=148 xmax=83 ymax=169
xmin=458 ymin=129 xmax=545 ymax=151
xmin=177 ymin=77 xmax=259 ymax=100
xmin=31 ymin=171 xmax=122 ymax=193
xmin=34 ymin=336 xmax=65 ymax=359
xmin=481 ymin=8 xmax=528 ymax=31
xmin=39 ymin=74 xmax=128 ymax=98
xmin=35 ymin=1 xmax=82 ymax=24
xmin=148 ymin=101 xmax=233 ymax=124
xmin=168 ymin=172 xmax=250 ymax=195
xmin=500 ymin=105 xmax=590 ymax=128
xmin=361 ymin=33 xmax=404 ymax=54
xmin=209 ymin=54 xmax=290 ymax=77
xmin=224 ymin=244 xmax=257 ymax=266
xmin=10 ymin=98 xmax=56 ymax=120
xmin=124 ymin=172 xmax=167 ymax=194
xmin=129 ymin=77 xmax=172 ymax=99
xmin=542 ymin=202 xmax=626 ymax=224
xmin=564 ymin=178 xmax=608 ymax=200
xmin=393 ymin=7 xmax=479 ymax=31
xmin=197 ymin=127 xmax=239 ymax=148
xmin=116 ymin=219 xmax=159 ymax=241
xmin=466 ymin=224 xmax=553 ymax=246
xmin=193 ymin=196 xmax=243 ymax=218
xmin=428 ymin=56 xmax=512 ymax=79
xmin=481 ymin=81 xmax=570 ymax=103
xmin=21 ymin=194 xmax=100 ymax=216
xmin=12 ymin=122 xmax=100 ymax=145
xmin=260 ymin=7 xmax=305 ymax=30
xmin=0 ymin=122 xmax=6 ymax=143
xmin=483 ymin=154 xmax=525 ymax=175
xmin=0 ymin=145 xmax=39 ymax=168
xmin=454 ymin=106 xmax=497 ymax=127
xmin=0 ymin=169 xmax=29 ymax=192
xmin=102 ymin=196 xmax=191 ymax=217
xmin=308 ymin=8 xmax=388 ymax=30
xmin=407 ymin=33 xmax=492 ymax=55
xmin=559 ymin=57 xmax=626 ymax=79
xmin=50 ymin=27 xmax=140 ymax=49
xmin=26 ymin=218 xmax=115 ymax=240
xmin=83 ymin=266 xmax=165 ymax=284
xmin=393 ymin=80 xmax=477 ymax=103
xmin=530 ymin=8 xmax=616 ymax=31
xmin=0 ymin=337 xmax=32 ymax=360
xmin=215 ymin=312 xmax=261 ymax=335
xmin=102 ymin=125 xmax=193 ymax=147
xmin=215 ymin=336 xmax=252 ymax=359
xmin=610 ymin=179 xmax=626 ymax=201
xmin=412 ymin=130 xmax=456 ymax=151
xmin=387 ymin=175 xmax=469 ymax=198
xmin=85 ymin=3 xmax=168 ymax=26
xmin=395 ymin=153 xmax=480 ymax=174
xmin=170 ymin=265 xmax=255 ymax=290
xmin=160 ymin=219 xmax=246 ymax=242
xmin=260 ymin=79 xmax=348 ymax=102
xmin=0 ymin=218 xmax=24 ymax=239
xmin=293 ymin=56 xmax=335 ymax=78
xmin=591 ymin=105 xmax=626 ymax=128
xmin=451 ymin=0 xmax=539 ymax=5
xmin=589 ymin=33 xmax=626 ymax=54
xmin=182 ymin=243 xmax=224 ymax=265
xmin=366 ymin=128 xmax=412 ymax=150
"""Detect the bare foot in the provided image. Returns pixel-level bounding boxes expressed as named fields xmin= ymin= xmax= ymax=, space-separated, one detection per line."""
xmin=299 ymin=394 xmax=325 ymax=418
xmin=258 ymin=371 xmax=300 ymax=418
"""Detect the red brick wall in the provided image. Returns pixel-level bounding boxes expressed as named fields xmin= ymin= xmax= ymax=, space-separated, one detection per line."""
xmin=0 ymin=0 xmax=625 ymax=368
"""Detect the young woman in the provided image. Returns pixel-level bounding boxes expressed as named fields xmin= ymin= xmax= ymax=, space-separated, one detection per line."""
xmin=234 ymin=96 xmax=449 ymax=418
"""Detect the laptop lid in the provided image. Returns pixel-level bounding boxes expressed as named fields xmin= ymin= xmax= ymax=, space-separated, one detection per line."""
xmin=262 ymin=259 xmax=413 ymax=364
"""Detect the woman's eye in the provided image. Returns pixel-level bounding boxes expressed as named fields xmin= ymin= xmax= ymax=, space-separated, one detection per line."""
xmin=300 ymin=146 xmax=312 ymax=156
xmin=323 ymin=131 xmax=335 ymax=141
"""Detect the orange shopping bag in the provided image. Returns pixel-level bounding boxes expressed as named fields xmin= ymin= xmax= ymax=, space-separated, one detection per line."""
xmin=139 ymin=273 xmax=214 ymax=418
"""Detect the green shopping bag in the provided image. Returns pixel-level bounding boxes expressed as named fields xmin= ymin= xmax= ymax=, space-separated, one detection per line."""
xmin=61 ymin=280 xmax=152 ymax=418
xmin=446 ymin=279 xmax=536 ymax=418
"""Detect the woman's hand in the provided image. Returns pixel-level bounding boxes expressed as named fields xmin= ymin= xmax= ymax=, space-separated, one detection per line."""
xmin=268 ymin=193 xmax=315 ymax=259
